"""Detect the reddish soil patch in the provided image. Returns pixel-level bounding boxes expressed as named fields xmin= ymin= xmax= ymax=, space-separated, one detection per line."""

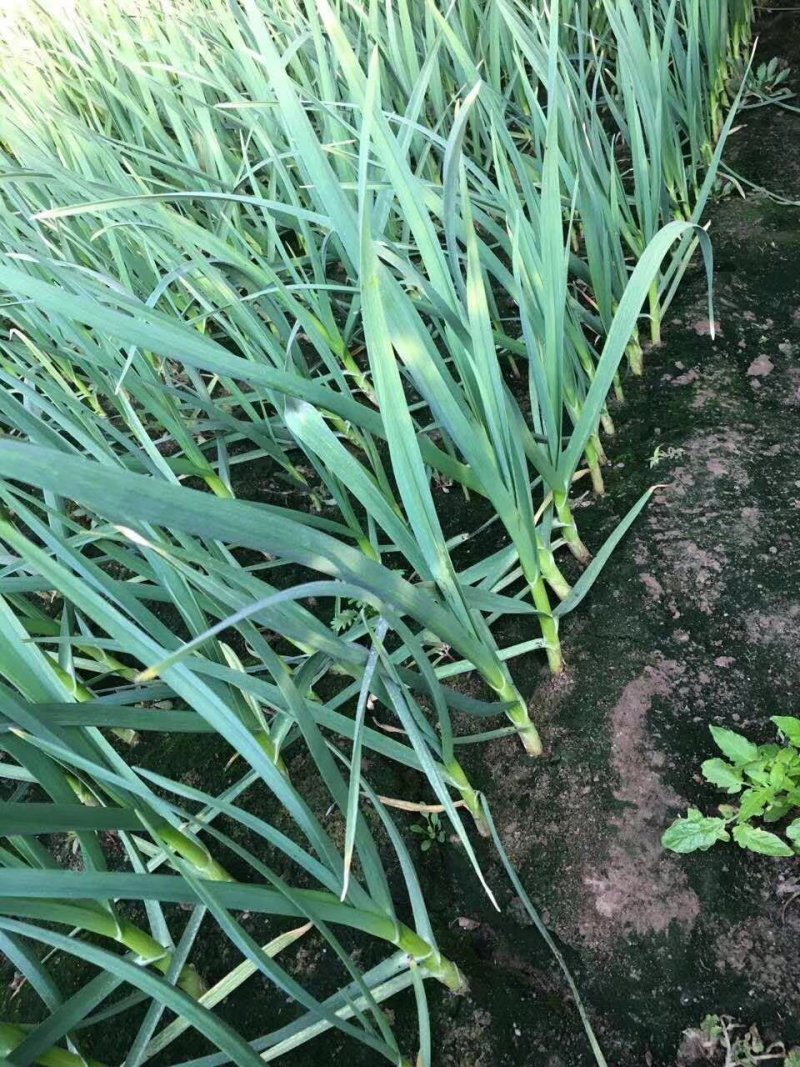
xmin=581 ymin=660 xmax=700 ymax=944
xmin=747 ymin=354 xmax=775 ymax=377
xmin=746 ymin=603 xmax=800 ymax=651
xmin=715 ymin=913 xmax=800 ymax=1008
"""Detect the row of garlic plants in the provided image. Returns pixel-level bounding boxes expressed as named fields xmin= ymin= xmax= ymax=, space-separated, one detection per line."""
xmin=0 ymin=0 xmax=753 ymax=1063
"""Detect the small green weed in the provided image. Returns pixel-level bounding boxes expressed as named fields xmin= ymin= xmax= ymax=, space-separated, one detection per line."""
xmin=663 ymin=718 xmax=800 ymax=856
xmin=648 ymin=444 xmax=685 ymax=468
xmin=682 ymin=1014 xmax=800 ymax=1066
xmin=410 ymin=812 xmax=447 ymax=853
xmin=734 ymin=55 xmax=792 ymax=106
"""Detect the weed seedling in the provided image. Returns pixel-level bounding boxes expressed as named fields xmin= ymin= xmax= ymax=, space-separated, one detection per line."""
xmin=682 ymin=1014 xmax=800 ymax=1066
xmin=410 ymin=812 xmax=447 ymax=853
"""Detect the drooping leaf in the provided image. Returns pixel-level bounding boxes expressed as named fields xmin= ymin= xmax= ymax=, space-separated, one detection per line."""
xmin=709 ymin=726 xmax=759 ymax=766
xmin=701 ymin=758 xmax=743 ymax=794
xmin=661 ymin=809 xmax=730 ymax=854
xmin=731 ymin=823 xmax=793 ymax=857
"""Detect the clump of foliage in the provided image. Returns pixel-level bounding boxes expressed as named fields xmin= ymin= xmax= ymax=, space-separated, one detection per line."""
xmin=736 ymin=56 xmax=793 ymax=106
xmin=410 ymin=812 xmax=447 ymax=854
xmin=680 ymin=1014 xmax=800 ymax=1066
xmin=663 ymin=719 xmax=800 ymax=857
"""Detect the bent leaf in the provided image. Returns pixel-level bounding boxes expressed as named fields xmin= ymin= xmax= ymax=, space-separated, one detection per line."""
xmin=662 ymin=809 xmax=730 ymax=854
xmin=709 ymin=726 xmax=759 ymax=766
xmin=732 ymin=824 xmax=793 ymax=857
xmin=701 ymin=758 xmax=743 ymax=794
